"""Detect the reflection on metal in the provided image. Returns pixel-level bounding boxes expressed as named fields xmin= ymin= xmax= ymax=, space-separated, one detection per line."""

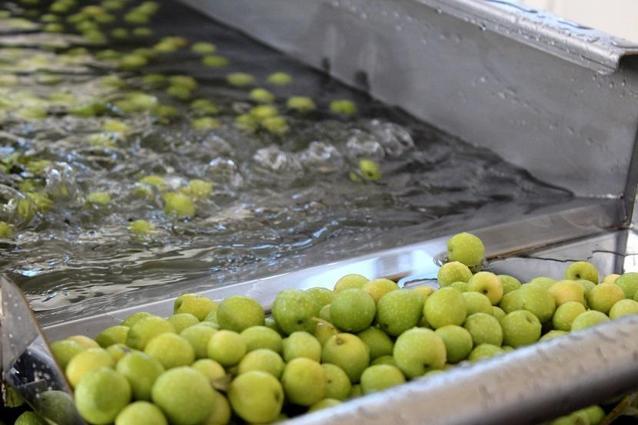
xmin=43 ymin=198 xmax=619 ymax=340
xmin=489 ymin=230 xmax=629 ymax=279
xmin=180 ymin=0 xmax=638 ymax=198
xmin=0 ymin=275 xmax=84 ymax=425
xmin=421 ymin=0 xmax=638 ymax=72
xmin=29 ymin=205 xmax=637 ymax=424
xmin=287 ymin=316 xmax=638 ymax=425
xmin=29 ymin=227 xmax=638 ymax=425
xmin=623 ymin=231 xmax=638 ymax=271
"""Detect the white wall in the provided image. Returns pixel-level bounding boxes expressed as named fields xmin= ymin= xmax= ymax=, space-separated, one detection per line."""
xmin=522 ymin=0 xmax=638 ymax=42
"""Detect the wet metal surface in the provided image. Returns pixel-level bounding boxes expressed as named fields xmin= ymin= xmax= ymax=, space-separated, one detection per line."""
xmin=0 ymin=275 xmax=83 ymax=424
xmin=182 ymin=0 xmax=638 ymax=198
xmin=43 ymin=198 xmax=620 ymax=339
xmin=285 ymin=316 xmax=638 ymax=425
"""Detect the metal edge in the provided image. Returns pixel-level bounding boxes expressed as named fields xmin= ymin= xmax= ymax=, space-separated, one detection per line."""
xmin=613 ymin=121 xmax=638 ymax=268
xmin=624 ymin=122 xmax=638 ymax=226
xmin=42 ymin=198 xmax=621 ymax=340
xmin=0 ymin=275 xmax=84 ymax=425
xmin=285 ymin=316 xmax=638 ymax=425
xmin=180 ymin=0 xmax=638 ymax=75
xmin=415 ymin=0 xmax=638 ymax=74
xmin=487 ymin=230 xmax=627 ymax=282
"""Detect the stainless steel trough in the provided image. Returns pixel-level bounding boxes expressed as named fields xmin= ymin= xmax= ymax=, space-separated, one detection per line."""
xmin=5 ymin=0 xmax=638 ymax=423
xmin=181 ymin=0 xmax=638 ymax=202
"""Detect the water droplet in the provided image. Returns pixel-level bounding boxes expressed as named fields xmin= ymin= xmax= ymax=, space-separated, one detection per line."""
xmin=487 ymin=0 xmax=538 ymax=14
xmin=611 ymin=39 xmax=638 ymax=49
xmin=557 ymin=18 xmax=592 ymax=30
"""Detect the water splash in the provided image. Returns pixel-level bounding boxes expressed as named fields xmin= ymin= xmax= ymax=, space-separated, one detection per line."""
xmin=0 ymin=0 xmax=572 ymax=324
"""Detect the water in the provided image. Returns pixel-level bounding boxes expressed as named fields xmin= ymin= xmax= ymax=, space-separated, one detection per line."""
xmin=0 ymin=0 xmax=571 ymax=324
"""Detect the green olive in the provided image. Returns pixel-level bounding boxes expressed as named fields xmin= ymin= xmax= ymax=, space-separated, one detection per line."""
xmin=183 ymin=180 xmax=213 ymax=199
xmin=330 ymin=99 xmax=357 ymax=116
xmin=234 ymin=114 xmax=258 ymax=133
xmin=202 ymin=55 xmax=229 ymax=68
xmin=110 ymin=28 xmax=128 ymax=40
xmin=190 ymin=99 xmax=218 ymax=116
xmin=249 ymin=88 xmax=275 ymax=104
xmin=166 ymin=85 xmax=192 ymax=101
xmin=0 ymin=221 xmax=14 ymax=238
xmin=358 ymin=159 xmax=381 ymax=181
xmin=191 ymin=42 xmax=216 ymax=55
xmin=249 ymin=105 xmax=278 ymax=122
xmin=102 ymin=119 xmax=130 ymax=134
xmin=129 ymin=219 xmax=154 ymax=235
xmin=86 ymin=191 xmax=111 ymax=206
xmin=124 ymin=11 xmax=150 ymax=25
xmin=261 ymin=116 xmax=289 ymax=136
xmin=286 ymin=96 xmax=316 ymax=113
xmin=163 ymin=192 xmax=196 ymax=218
xmin=169 ymin=75 xmax=198 ymax=91
xmin=226 ymin=72 xmax=255 ymax=87
xmin=142 ymin=74 xmax=166 ymax=88
xmin=191 ymin=117 xmax=220 ymax=131
xmin=133 ymin=27 xmax=153 ymax=37
xmin=44 ymin=23 xmax=64 ymax=33
xmin=95 ymin=50 xmax=121 ymax=61
xmin=266 ymin=72 xmax=292 ymax=86
xmin=118 ymin=54 xmax=148 ymax=70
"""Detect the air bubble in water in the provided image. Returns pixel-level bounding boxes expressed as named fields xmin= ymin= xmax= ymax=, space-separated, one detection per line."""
xmin=367 ymin=120 xmax=414 ymax=157
xmin=253 ymin=145 xmax=303 ymax=174
xmin=45 ymin=162 xmax=78 ymax=202
xmin=345 ymin=129 xmax=385 ymax=160
xmin=207 ymin=158 xmax=244 ymax=188
xmin=298 ymin=141 xmax=344 ymax=173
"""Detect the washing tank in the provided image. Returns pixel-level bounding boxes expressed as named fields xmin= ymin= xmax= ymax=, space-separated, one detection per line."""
xmin=1 ymin=0 xmax=638 ymax=423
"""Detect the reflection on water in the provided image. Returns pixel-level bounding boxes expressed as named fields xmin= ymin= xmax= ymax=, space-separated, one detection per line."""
xmin=0 ymin=0 xmax=571 ymax=323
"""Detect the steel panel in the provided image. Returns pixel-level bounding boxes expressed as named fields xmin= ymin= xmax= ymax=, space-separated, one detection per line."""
xmin=180 ymin=0 xmax=638 ymax=198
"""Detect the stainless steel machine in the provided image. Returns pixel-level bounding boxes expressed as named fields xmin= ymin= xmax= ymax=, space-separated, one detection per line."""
xmin=3 ymin=0 xmax=638 ymax=423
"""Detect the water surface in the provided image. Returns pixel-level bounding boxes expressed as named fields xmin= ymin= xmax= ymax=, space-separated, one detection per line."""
xmin=0 ymin=0 xmax=571 ymax=324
